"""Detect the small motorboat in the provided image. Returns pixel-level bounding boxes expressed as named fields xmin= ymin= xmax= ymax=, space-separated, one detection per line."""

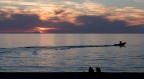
xmin=114 ymin=42 xmax=126 ymax=47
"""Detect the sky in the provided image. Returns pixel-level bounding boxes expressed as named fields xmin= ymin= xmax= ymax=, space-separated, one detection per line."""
xmin=0 ymin=0 xmax=144 ymax=33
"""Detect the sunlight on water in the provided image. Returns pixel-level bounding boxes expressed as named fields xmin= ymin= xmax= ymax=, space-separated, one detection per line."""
xmin=0 ymin=34 xmax=144 ymax=72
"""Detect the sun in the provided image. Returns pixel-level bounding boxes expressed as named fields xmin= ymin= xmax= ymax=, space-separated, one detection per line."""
xmin=34 ymin=27 xmax=56 ymax=33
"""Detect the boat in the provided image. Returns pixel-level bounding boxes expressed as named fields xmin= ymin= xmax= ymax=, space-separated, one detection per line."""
xmin=114 ymin=42 xmax=126 ymax=47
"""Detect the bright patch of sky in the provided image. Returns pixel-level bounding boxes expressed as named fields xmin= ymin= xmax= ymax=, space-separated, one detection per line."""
xmin=44 ymin=0 xmax=144 ymax=9
xmin=92 ymin=0 xmax=144 ymax=9
xmin=0 ymin=0 xmax=143 ymax=9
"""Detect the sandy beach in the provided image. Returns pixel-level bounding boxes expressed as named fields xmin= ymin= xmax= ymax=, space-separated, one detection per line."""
xmin=0 ymin=72 xmax=144 ymax=79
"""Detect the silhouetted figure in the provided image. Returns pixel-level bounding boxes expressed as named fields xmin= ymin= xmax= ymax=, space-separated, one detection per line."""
xmin=119 ymin=41 xmax=122 ymax=44
xmin=119 ymin=41 xmax=126 ymax=47
xmin=96 ymin=67 xmax=101 ymax=73
xmin=114 ymin=41 xmax=126 ymax=47
xmin=89 ymin=66 xmax=94 ymax=73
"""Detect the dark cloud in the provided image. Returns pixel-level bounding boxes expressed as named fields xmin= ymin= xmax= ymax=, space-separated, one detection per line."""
xmin=0 ymin=14 xmax=144 ymax=33
xmin=49 ymin=15 xmax=144 ymax=33
xmin=0 ymin=14 xmax=40 ymax=30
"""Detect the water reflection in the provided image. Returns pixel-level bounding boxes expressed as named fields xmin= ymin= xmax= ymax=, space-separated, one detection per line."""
xmin=39 ymin=34 xmax=56 ymax=46
xmin=0 ymin=34 xmax=144 ymax=72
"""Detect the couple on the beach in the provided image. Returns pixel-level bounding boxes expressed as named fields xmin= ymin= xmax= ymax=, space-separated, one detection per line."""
xmin=89 ymin=66 xmax=101 ymax=73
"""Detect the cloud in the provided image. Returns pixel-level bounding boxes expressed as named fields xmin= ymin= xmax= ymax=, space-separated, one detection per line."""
xmin=0 ymin=0 xmax=144 ymax=33
xmin=0 ymin=14 xmax=43 ymax=33
xmin=106 ymin=7 xmax=144 ymax=26
xmin=0 ymin=0 xmax=107 ymax=26
xmin=0 ymin=12 xmax=144 ymax=33
xmin=0 ymin=0 xmax=38 ymax=6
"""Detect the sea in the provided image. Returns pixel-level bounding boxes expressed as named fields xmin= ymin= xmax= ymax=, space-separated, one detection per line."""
xmin=0 ymin=34 xmax=144 ymax=72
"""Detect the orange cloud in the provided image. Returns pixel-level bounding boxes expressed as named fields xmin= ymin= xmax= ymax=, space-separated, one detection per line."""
xmin=0 ymin=0 xmax=144 ymax=26
xmin=106 ymin=7 xmax=144 ymax=26
xmin=0 ymin=0 xmax=108 ymax=25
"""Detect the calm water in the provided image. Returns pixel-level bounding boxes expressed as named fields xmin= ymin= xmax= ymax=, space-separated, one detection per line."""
xmin=0 ymin=34 xmax=144 ymax=72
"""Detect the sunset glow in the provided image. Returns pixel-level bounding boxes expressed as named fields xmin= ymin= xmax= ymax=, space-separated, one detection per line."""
xmin=0 ymin=0 xmax=144 ymax=33
xmin=34 ymin=27 xmax=56 ymax=33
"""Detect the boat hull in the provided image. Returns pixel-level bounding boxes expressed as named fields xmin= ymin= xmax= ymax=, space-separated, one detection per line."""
xmin=114 ymin=42 xmax=126 ymax=47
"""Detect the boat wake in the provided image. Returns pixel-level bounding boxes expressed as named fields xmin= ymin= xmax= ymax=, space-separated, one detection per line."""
xmin=0 ymin=45 xmax=114 ymax=52
xmin=23 ymin=45 xmax=114 ymax=50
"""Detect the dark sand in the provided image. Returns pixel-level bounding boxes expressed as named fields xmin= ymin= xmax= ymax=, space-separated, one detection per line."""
xmin=0 ymin=72 xmax=144 ymax=79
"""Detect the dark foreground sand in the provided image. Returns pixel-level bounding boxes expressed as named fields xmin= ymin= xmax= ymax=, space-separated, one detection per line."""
xmin=0 ymin=72 xmax=144 ymax=79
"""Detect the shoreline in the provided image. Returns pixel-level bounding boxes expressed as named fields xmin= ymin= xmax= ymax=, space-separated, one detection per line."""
xmin=0 ymin=72 xmax=144 ymax=79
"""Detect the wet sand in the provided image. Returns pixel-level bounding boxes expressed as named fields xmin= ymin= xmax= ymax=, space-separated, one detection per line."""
xmin=0 ymin=72 xmax=144 ymax=79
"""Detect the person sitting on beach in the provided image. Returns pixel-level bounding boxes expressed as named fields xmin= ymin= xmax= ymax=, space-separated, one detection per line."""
xmin=96 ymin=67 xmax=101 ymax=73
xmin=89 ymin=66 xmax=94 ymax=73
